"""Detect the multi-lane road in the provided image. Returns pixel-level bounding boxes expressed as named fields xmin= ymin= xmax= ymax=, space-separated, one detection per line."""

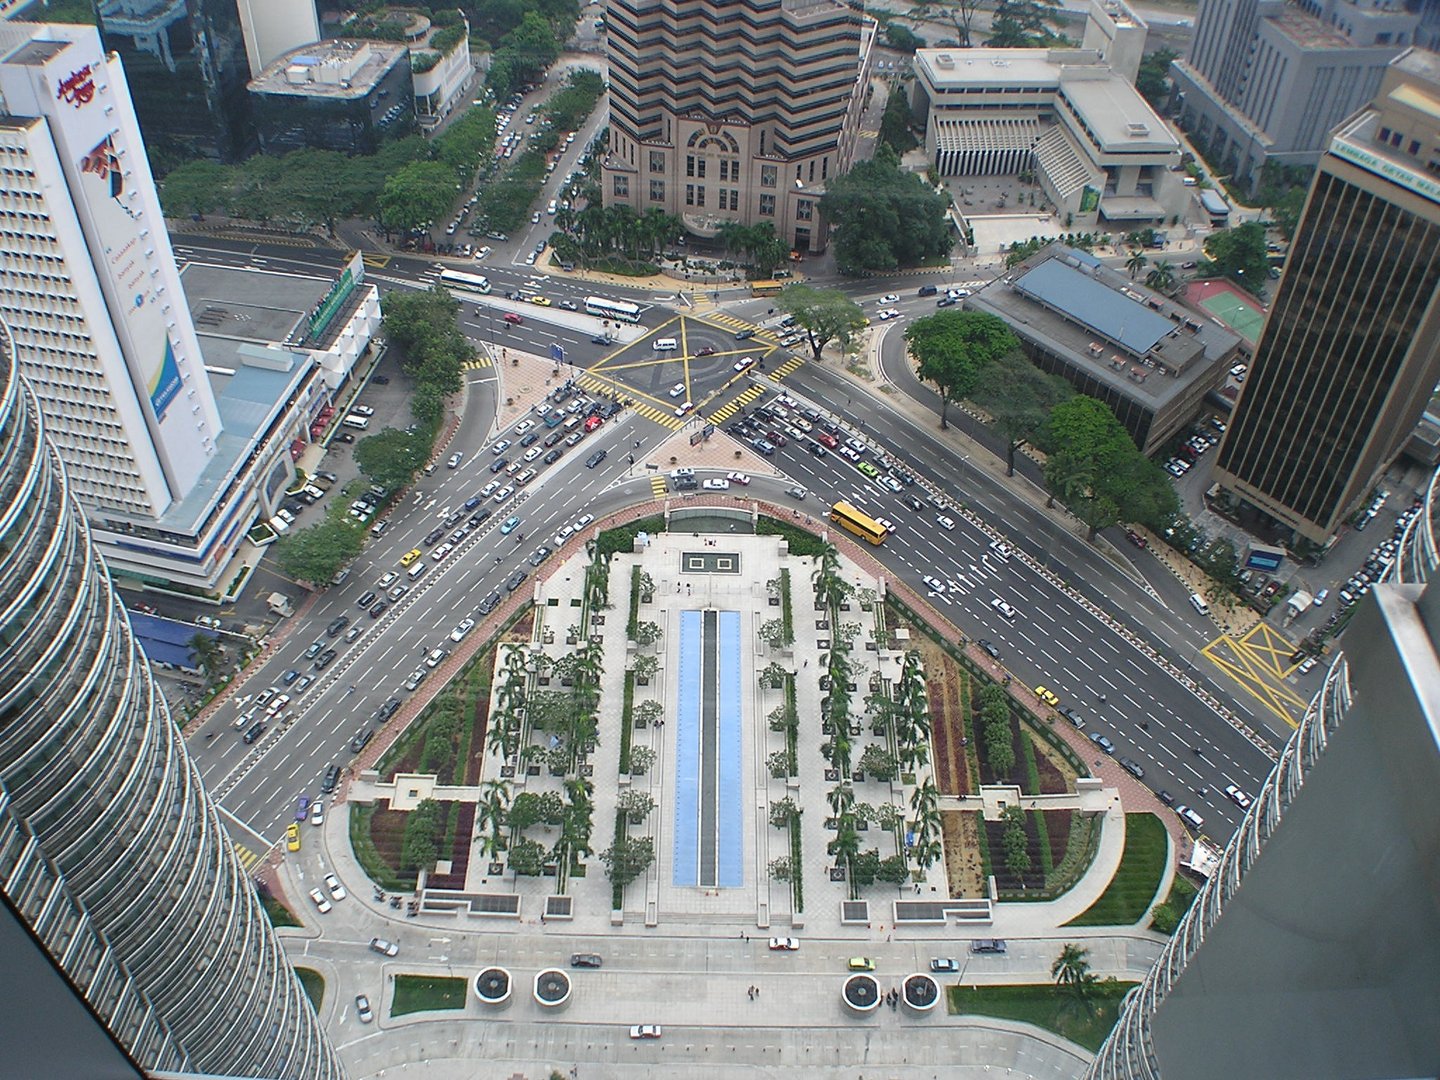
xmin=172 ymin=234 xmax=1277 ymax=858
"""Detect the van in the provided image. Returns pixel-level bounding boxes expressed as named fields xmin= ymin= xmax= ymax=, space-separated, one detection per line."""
xmin=1182 ymin=176 xmax=1198 ymax=187
xmin=342 ymin=415 xmax=370 ymax=430
xmin=917 ymin=284 xmax=938 ymax=297
xmin=654 ymin=337 xmax=678 ymax=351
xmin=407 ymin=561 xmax=428 ymax=581
xmin=1189 ymin=592 xmax=1211 ymax=616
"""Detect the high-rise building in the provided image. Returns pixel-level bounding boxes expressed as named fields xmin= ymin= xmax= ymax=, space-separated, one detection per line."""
xmin=1212 ymin=48 xmax=1440 ymax=544
xmin=1087 ymin=468 xmax=1440 ymax=1080
xmin=0 ymin=21 xmax=380 ymax=595
xmin=602 ymin=0 xmax=876 ymax=253
xmin=0 ymin=323 xmax=343 ymax=1077
xmin=1170 ymin=0 xmax=1419 ymax=191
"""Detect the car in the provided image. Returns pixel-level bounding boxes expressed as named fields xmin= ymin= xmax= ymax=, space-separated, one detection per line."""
xmin=1124 ymin=529 xmax=1148 ymax=549
xmin=355 ymin=994 xmax=374 ymax=1023
xmin=368 ymin=599 xmax=389 ymax=619
xmin=768 ymin=936 xmax=800 ymax=951
xmin=350 ymin=404 xmax=375 ymax=418
xmin=585 ymin=415 xmax=605 ymax=432
xmin=432 ymin=542 xmax=455 ymax=562
xmin=309 ymin=798 xmax=325 ymax=825
xmin=570 ymin=953 xmax=604 ymax=968
xmin=724 ymin=471 xmax=751 ymax=486
xmin=493 ymin=485 xmax=516 ymax=503
xmin=514 ymin=419 xmax=537 ymax=437
xmin=930 ymin=958 xmax=960 ymax=973
xmin=295 ymin=675 xmax=316 ymax=695
xmin=1119 ymin=756 xmax=1145 ymax=779
xmin=847 ymin=957 xmax=876 ymax=971
xmin=423 ymin=525 xmax=447 ymax=547
xmin=491 ymin=440 xmax=513 ymax=458
xmin=1034 ymin=685 xmax=1060 ymax=707
xmin=321 ymin=872 xmax=346 ymax=901
xmin=369 ymin=937 xmax=399 ymax=957
xmin=350 ymin=726 xmax=375 ymax=753
xmin=879 ymin=293 xmax=899 ymax=304
xmin=989 ymin=540 xmax=1013 ymax=561
xmin=295 ymin=795 xmax=311 ymax=821
xmin=376 ymin=698 xmax=401 ymax=722
xmin=1058 ymin=707 xmax=1084 ymax=729
xmin=387 ymin=584 xmax=409 ymax=602
xmin=990 ymin=597 xmax=1017 ymax=620
xmin=501 ymin=515 xmax=522 ymax=535
xmin=572 ymin=513 xmax=595 ymax=530
xmin=629 ymin=1025 xmax=662 ymax=1040
xmin=585 ymin=449 xmax=607 ymax=468
xmin=527 ymin=546 xmax=552 ymax=566
xmin=403 ymin=668 xmax=428 ymax=691
xmin=816 ymin=432 xmax=839 ymax=449
xmin=1089 ymin=732 xmax=1116 ymax=754
xmin=326 ymin=615 xmax=350 ymax=638
xmin=856 ymin=460 xmax=879 ymax=478
xmin=356 ymin=590 xmax=378 ymax=609
xmin=1175 ymin=805 xmax=1205 ymax=830
xmin=450 ymin=617 xmax=476 ymax=642
xmin=530 ymin=295 xmax=551 ymax=307
xmin=1224 ymin=783 xmax=1253 ymax=810
xmin=978 ymin=639 xmax=1001 ymax=660
xmin=447 ymin=451 xmax=464 ymax=470
xmin=667 ymin=381 xmax=687 ymax=398
xmin=267 ymin=693 xmax=291 ymax=715
xmin=937 ymin=514 xmax=956 ymax=531
xmin=307 ymin=886 xmax=332 ymax=914
xmin=400 ymin=548 xmax=422 ymax=567
xmin=732 ymin=356 xmax=757 ymax=374
xmin=531 ymin=211 xmax=542 ymax=223
xmin=285 ymin=821 xmax=301 ymax=851
xmin=970 ymin=939 xmax=1007 ymax=954
xmin=702 ymin=477 xmax=730 ymax=490
xmin=506 ymin=569 xmax=530 ymax=592
xmin=922 ymin=574 xmax=946 ymax=594
xmin=478 ymin=590 xmax=502 ymax=615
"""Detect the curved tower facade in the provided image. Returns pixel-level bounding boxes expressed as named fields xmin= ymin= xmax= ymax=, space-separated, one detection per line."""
xmin=0 ymin=323 xmax=343 ymax=1077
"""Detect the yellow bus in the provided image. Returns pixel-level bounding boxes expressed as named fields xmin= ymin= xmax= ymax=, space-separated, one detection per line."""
xmin=829 ymin=501 xmax=887 ymax=545
xmin=749 ymin=280 xmax=784 ymax=297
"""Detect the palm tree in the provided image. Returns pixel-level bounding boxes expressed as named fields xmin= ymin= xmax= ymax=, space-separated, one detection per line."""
xmin=826 ymin=782 xmax=855 ymax=819
xmin=477 ymin=779 xmax=510 ymax=857
xmin=1051 ymin=943 xmax=1096 ymax=1006
xmin=1126 ymin=249 xmax=1148 ymax=280
xmin=1146 ymin=260 xmax=1177 ymax=295
xmin=910 ymin=778 xmax=938 ymax=818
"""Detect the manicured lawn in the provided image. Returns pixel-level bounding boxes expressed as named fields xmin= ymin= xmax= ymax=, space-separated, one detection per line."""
xmin=261 ymin=895 xmax=301 ymax=928
xmin=1065 ymin=812 xmax=1168 ymax=926
xmin=295 ymin=967 xmax=324 ymax=1010
xmin=391 ymin=975 xmax=468 ymax=1016
xmin=948 ymin=981 xmax=1136 ymax=1051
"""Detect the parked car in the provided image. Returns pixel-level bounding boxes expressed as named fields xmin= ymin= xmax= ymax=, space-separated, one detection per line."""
xmin=930 ymin=958 xmax=960 ymax=973
xmin=768 ymin=937 xmax=800 ymax=951
xmin=1089 ymin=732 xmax=1116 ymax=755
xmin=570 ymin=953 xmax=603 ymax=968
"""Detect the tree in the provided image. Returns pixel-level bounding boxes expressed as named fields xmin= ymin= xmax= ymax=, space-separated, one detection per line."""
xmin=401 ymin=799 xmax=443 ymax=872
xmin=1200 ymin=222 xmax=1270 ymax=295
xmin=970 ymin=352 xmax=1072 ymax=475
xmin=858 ymin=743 xmax=898 ymax=782
xmin=986 ymin=0 xmax=1066 ymax=47
xmin=616 ymin=790 xmax=655 ymax=825
xmin=507 ymin=836 xmax=547 ymax=877
xmin=1125 ymin=249 xmax=1149 ymax=280
xmin=775 ymin=285 xmax=868 ymax=362
xmin=767 ymin=856 xmax=793 ymax=881
xmin=187 ymin=632 xmax=224 ymax=678
xmin=274 ymin=520 xmax=365 ymax=586
xmin=758 ymin=618 xmax=787 ymax=650
xmin=634 ymin=699 xmax=662 ymax=728
xmin=1145 ymin=260 xmax=1178 ymax=296
xmin=628 ymin=745 xmax=657 ymax=776
xmin=850 ymin=847 xmax=881 ymax=887
xmin=507 ymin=791 xmax=546 ymax=832
xmin=769 ymin=797 xmax=801 ymax=827
xmin=632 ymin=654 xmax=659 ymax=683
xmin=883 ymin=20 xmax=925 ymax=53
xmin=1268 ymin=185 xmax=1308 ymax=241
xmin=353 ymin=428 xmax=430 ymax=495
xmin=821 ymin=148 xmax=953 ymax=275
xmin=878 ymin=854 xmax=910 ymax=884
xmin=760 ymin=662 xmax=790 ymax=689
xmin=632 ymin=621 xmax=661 ymax=648
xmin=1135 ymin=47 xmax=1179 ymax=107
xmin=767 ymin=749 xmax=792 ymax=778
xmin=878 ymin=85 xmax=918 ymax=155
xmin=159 ymin=160 xmax=231 ymax=219
xmin=600 ymin=834 xmax=654 ymax=887
xmin=1051 ymin=943 xmax=1098 ymax=1005
xmin=909 ymin=0 xmax=983 ymax=47
xmin=378 ymin=160 xmax=456 ymax=237
xmin=905 ymin=311 xmax=1020 ymax=429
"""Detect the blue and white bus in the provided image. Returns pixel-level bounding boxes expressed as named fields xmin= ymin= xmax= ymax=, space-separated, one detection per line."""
xmin=1198 ymin=189 xmax=1230 ymax=227
xmin=439 ymin=269 xmax=493 ymax=295
xmin=584 ymin=295 xmax=642 ymax=323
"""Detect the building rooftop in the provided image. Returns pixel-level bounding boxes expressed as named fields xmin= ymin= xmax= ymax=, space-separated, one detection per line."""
xmin=1265 ymin=9 xmax=1362 ymax=50
xmin=1331 ymin=109 xmax=1440 ymax=206
xmin=1014 ymin=258 xmax=1176 ymax=356
xmin=249 ymin=38 xmax=406 ymax=100
xmin=915 ymin=48 xmax=1069 ymax=89
xmin=1059 ymin=73 xmax=1177 ymax=152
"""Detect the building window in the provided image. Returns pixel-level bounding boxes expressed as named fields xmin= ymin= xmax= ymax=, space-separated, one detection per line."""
xmin=696 ymin=185 xmax=705 ymax=207
xmin=686 ymin=184 xmax=695 ymax=206
xmin=697 ymin=158 xmax=706 ymax=179
xmin=686 ymin=155 xmax=695 ymax=177
xmin=796 ymin=199 xmax=813 ymax=221
xmin=613 ymin=175 xmax=629 ymax=198
xmin=808 ymin=161 xmax=816 ymax=182
xmin=650 ymin=151 xmax=665 ymax=173
xmin=822 ymin=157 xmax=828 ymax=180
xmin=729 ymin=189 xmax=739 ymax=211
xmin=761 ymin=165 xmax=776 ymax=188
xmin=759 ymin=194 xmax=775 ymax=216
xmin=650 ymin=180 xmax=665 ymax=201
xmin=719 ymin=159 xmax=729 ymax=182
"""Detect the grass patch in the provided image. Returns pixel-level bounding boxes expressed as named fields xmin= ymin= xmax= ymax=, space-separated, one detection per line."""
xmin=619 ymin=672 xmax=635 ymax=772
xmin=1150 ymin=872 xmax=1199 ymax=934
xmin=261 ymin=894 xmax=301 ymax=928
xmin=598 ymin=515 xmax=665 ymax=557
xmin=295 ymin=967 xmax=325 ymax=1010
xmin=1065 ymin=813 xmax=1168 ymax=926
xmin=788 ymin=817 xmax=804 ymax=912
xmin=948 ymin=981 xmax=1135 ymax=1052
xmin=756 ymin=515 xmax=826 ymax=557
xmin=779 ymin=568 xmax=794 ymax=644
xmin=349 ymin=803 xmax=416 ymax=892
xmin=391 ymin=975 xmax=468 ymax=1016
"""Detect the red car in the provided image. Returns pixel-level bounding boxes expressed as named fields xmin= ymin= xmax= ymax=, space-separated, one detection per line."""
xmin=696 ymin=345 xmax=716 ymax=356
xmin=816 ymin=432 xmax=839 ymax=449
xmin=1124 ymin=529 xmax=1148 ymax=549
xmin=584 ymin=415 xmax=604 ymax=432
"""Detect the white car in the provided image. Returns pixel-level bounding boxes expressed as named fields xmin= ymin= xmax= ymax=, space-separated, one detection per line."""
xmin=629 ymin=1025 xmax=662 ymax=1040
xmin=308 ymin=888 xmax=332 ymax=915
xmin=989 ymin=540 xmax=1013 ymax=561
xmin=878 ymin=475 xmax=903 ymax=493
xmin=990 ymin=597 xmax=1018 ymax=620
xmin=674 ymin=401 xmax=694 ymax=417
xmin=514 ymin=419 xmax=536 ymax=435
xmin=493 ymin=485 xmax=516 ymax=503
xmin=491 ymin=439 xmax=512 ymax=455
xmin=733 ymin=356 xmax=756 ymax=373
xmin=450 ymin=617 xmax=476 ymax=642
xmin=668 ymin=382 xmax=686 ymax=398
xmin=431 ymin=542 xmax=455 ymax=561
xmin=322 ymin=872 xmax=346 ymax=901
xmin=523 ymin=445 xmax=543 ymax=462
xmin=310 ymin=799 xmax=325 ymax=826
xmin=768 ymin=936 xmax=800 ymax=951
xmin=937 ymin=514 xmax=956 ymax=531
xmin=877 ymin=309 xmax=896 ymax=321
xmin=475 ymin=246 xmax=492 ymax=259
xmin=481 ymin=480 xmax=501 ymax=497
xmin=702 ymin=478 xmax=730 ymax=491
xmin=879 ymin=293 xmax=899 ymax=304
xmin=553 ymin=524 xmax=575 ymax=547
xmin=725 ymin=471 xmax=750 ymax=485
xmin=571 ymin=513 xmax=595 ymax=531
xmin=923 ymin=575 xmax=946 ymax=593
xmin=1224 ymin=784 xmax=1253 ymax=811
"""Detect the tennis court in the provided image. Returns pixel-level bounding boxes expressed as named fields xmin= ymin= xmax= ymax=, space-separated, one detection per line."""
xmin=1184 ymin=279 xmax=1267 ymax=345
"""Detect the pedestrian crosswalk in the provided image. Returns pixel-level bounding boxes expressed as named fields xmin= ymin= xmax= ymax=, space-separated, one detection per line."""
xmin=649 ymin=475 xmax=669 ymax=498
xmin=707 ymin=384 xmax=766 ymax=423
xmin=768 ymin=356 xmax=805 ymax=381
xmin=234 ymin=844 xmax=264 ymax=872
xmin=461 ymin=355 xmax=494 ymax=371
xmin=361 ymin=253 xmax=392 ymax=268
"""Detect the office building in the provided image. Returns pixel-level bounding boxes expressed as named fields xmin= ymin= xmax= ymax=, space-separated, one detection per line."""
xmin=603 ymin=0 xmax=876 ymax=253
xmin=0 ymin=21 xmax=380 ymax=595
xmin=966 ymin=245 xmax=1239 ymax=455
xmin=249 ymin=37 xmax=414 ymax=155
xmin=910 ymin=47 xmax=1187 ymax=229
xmin=1171 ymin=0 xmax=1419 ymax=192
xmin=1088 ymin=473 xmax=1440 ymax=1079
xmin=0 ymin=324 xmax=344 ymax=1078
xmin=1213 ymin=48 xmax=1440 ymax=545
xmin=1081 ymin=0 xmax=1149 ymax=85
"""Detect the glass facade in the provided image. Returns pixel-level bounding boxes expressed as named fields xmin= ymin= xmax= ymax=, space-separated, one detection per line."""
xmin=0 ymin=323 xmax=343 ymax=1079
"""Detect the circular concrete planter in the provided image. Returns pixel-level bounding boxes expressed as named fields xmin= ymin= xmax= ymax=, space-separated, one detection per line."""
xmin=533 ymin=968 xmax=572 ymax=1009
xmin=842 ymin=973 xmax=881 ymax=1013
xmin=473 ymin=967 xmax=512 ymax=1007
xmin=902 ymin=973 xmax=940 ymax=1013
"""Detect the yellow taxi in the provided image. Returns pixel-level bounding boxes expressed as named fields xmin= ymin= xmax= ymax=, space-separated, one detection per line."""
xmin=286 ymin=822 xmax=301 ymax=852
xmin=530 ymin=295 xmax=552 ymax=306
xmin=1034 ymin=685 xmax=1060 ymax=708
xmin=399 ymin=548 xmax=422 ymax=567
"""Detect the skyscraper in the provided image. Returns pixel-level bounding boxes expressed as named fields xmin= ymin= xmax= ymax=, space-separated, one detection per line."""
xmin=602 ymin=0 xmax=875 ymax=252
xmin=1213 ymin=47 xmax=1440 ymax=544
xmin=0 ymin=323 xmax=343 ymax=1077
xmin=1087 ymin=467 xmax=1440 ymax=1079
xmin=1170 ymin=0 xmax=1418 ymax=191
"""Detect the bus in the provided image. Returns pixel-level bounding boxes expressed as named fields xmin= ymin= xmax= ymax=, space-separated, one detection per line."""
xmin=439 ymin=269 xmax=492 ymax=295
xmin=584 ymin=295 xmax=642 ymax=323
xmin=1198 ymin=189 xmax=1230 ymax=227
xmin=829 ymin=500 xmax=887 ymax=545
xmin=750 ymin=280 xmax=784 ymax=297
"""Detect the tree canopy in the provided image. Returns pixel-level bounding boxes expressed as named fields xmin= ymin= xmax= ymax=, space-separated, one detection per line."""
xmin=379 ymin=161 xmax=458 ymax=237
xmin=970 ymin=350 xmax=1073 ymax=474
xmin=381 ymin=285 xmax=472 ymax=427
xmin=1199 ymin=222 xmax=1270 ymax=295
xmin=821 ymin=147 xmax=953 ymax=276
xmin=274 ymin=518 xmax=365 ymax=587
xmin=985 ymin=0 xmax=1067 ymax=47
xmin=904 ymin=311 xmax=1019 ymax=428
xmin=1135 ymin=48 xmax=1179 ymax=106
xmin=775 ymin=285 xmax=869 ymax=361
